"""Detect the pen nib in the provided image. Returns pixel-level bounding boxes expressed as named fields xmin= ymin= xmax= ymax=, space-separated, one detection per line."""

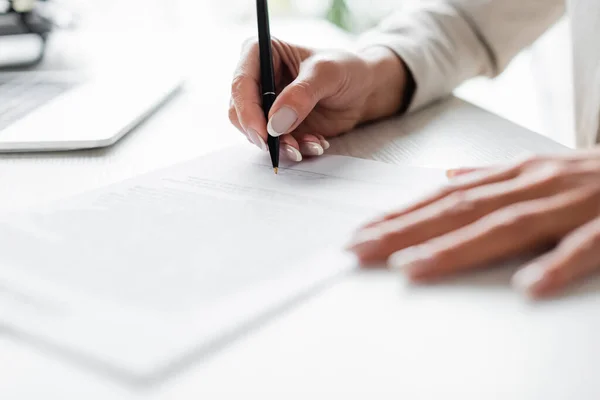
xmin=274 ymin=167 xmax=278 ymax=175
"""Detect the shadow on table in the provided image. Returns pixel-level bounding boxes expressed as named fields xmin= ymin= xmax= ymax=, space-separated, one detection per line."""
xmin=366 ymin=252 xmax=600 ymax=303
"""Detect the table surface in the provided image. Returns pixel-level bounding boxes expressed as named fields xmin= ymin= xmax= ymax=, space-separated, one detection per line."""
xmin=4 ymin=19 xmax=595 ymax=400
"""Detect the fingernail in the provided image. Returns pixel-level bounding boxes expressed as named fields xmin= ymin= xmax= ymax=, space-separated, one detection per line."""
xmin=344 ymin=229 xmax=382 ymax=256
xmin=512 ymin=265 xmax=547 ymax=294
xmin=247 ymin=129 xmax=267 ymax=152
xmin=280 ymin=144 xmax=302 ymax=162
xmin=267 ymin=107 xmax=297 ymax=137
xmin=345 ymin=236 xmax=377 ymax=254
xmin=321 ymin=139 xmax=330 ymax=150
xmin=299 ymin=142 xmax=324 ymax=156
xmin=389 ymin=247 xmax=436 ymax=280
xmin=447 ymin=168 xmax=479 ymax=178
xmin=446 ymin=170 xmax=458 ymax=178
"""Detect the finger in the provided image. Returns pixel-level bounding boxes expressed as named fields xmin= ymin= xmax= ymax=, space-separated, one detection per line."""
xmin=291 ymin=126 xmax=330 ymax=148
xmin=446 ymin=167 xmax=486 ymax=178
xmin=361 ymin=157 xmax=600 ymax=231
xmin=350 ymin=165 xmax=600 ymax=265
xmin=348 ymin=183 xmax=513 ymax=264
xmin=388 ymin=186 xmax=600 ymax=282
xmin=267 ymin=58 xmax=343 ymax=138
xmin=445 ymin=151 xmax=600 ymax=179
xmin=231 ymin=42 xmax=269 ymax=150
xmin=359 ymin=165 xmax=522 ymax=230
xmin=279 ymin=135 xmax=303 ymax=162
xmin=315 ymin=134 xmax=331 ymax=150
xmin=294 ymin=133 xmax=324 ymax=157
xmin=231 ymin=77 xmax=269 ymax=151
xmin=228 ymin=99 xmax=246 ymax=137
xmin=512 ymin=216 xmax=600 ymax=298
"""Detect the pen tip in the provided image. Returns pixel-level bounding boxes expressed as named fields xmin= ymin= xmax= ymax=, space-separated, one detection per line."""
xmin=274 ymin=167 xmax=278 ymax=175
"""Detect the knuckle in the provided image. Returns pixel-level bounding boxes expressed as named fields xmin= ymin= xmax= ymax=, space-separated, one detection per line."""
xmin=433 ymin=247 xmax=457 ymax=266
xmin=488 ymin=205 xmax=536 ymax=234
xmin=577 ymin=225 xmax=600 ymax=251
xmin=230 ymin=74 xmax=247 ymax=95
xmin=377 ymin=228 xmax=397 ymax=245
xmin=535 ymin=163 xmax=571 ymax=185
xmin=228 ymin=105 xmax=238 ymax=124
xmin=288 ymin=79 xmax=316 ymax=104
xmin=377 ymin=226 xmax=406 ymax=250
xmin=542 ymin=264 xmax=566 ymax=282
xmin=440 ymin=190 xmax=478 ymax=217
xmin=444 ymin=190 xmax=469 ymax=207
xmin=310 ymin=57 xmax=340 ymax=78
xmin=517 ymin=155 xmax=542 ymax=170
xmin=586 ymin=232 xmax=600 ymax=250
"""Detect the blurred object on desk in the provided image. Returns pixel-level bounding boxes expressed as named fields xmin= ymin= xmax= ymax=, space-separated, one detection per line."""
xmin=0 ymin=0 xmax=184 ymax=153
xmin=0 ymin=0 xmax=54 ymax=68
xmin=63 ymin=0 xmax=180 ymax=33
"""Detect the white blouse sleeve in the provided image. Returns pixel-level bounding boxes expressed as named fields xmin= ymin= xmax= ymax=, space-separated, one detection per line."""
xmin=357 ymin=0 xmax=565 ymax=112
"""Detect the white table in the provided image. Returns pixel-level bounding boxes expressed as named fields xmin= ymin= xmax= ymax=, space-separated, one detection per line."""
xmin=6 ymin=20 xmax=597 ymax=400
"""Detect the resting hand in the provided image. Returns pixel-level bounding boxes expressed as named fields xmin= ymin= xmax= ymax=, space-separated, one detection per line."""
xmin=229 ymin=38 xmax=407 ymax=161
xmin=346 ymin=150 xmax=600 ymax=299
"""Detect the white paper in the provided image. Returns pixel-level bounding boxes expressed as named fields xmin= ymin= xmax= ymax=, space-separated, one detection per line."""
xmin=0 ymin=146 xmax=446 ymax=383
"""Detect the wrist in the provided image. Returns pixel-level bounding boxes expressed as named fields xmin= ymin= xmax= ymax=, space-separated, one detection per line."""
xmin=358 ymin=46 xmax=411 ymax=124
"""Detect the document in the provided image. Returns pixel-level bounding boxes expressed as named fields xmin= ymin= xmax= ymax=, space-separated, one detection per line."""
xmin=0 ymin=146 xmax=446 ymax=383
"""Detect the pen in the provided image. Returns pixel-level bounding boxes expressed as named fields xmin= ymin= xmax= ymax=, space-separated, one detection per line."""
xmin=256 ymin=0 xmax=279 ymax=174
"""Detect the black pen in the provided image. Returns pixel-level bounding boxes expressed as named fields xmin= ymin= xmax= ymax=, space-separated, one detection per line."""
xmin=256 ymin=0 xmax=279 ymax=174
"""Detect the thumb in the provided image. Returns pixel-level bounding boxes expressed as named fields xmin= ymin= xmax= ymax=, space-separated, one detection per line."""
xmin=267 ymin=59 xmax=341 ymax=137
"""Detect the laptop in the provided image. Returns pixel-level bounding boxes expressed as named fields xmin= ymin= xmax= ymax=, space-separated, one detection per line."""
xmin=0 ymin=4 xmax=183 ymax=152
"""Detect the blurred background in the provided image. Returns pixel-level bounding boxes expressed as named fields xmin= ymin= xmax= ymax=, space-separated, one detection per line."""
xmin=24 ymin=0 xmax=575 ymax=148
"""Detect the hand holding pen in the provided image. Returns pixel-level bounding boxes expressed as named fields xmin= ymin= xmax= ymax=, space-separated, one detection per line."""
xmin=228 ymin=2 xmax=409 ymax=164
